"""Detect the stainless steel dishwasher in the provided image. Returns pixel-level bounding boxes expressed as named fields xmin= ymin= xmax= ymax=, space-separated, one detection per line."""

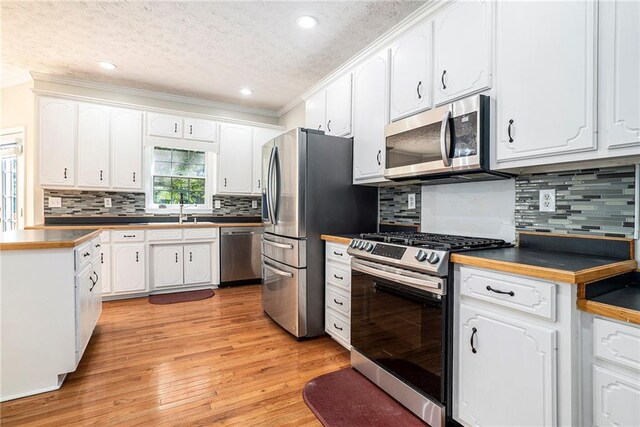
xmin=220 ymin=227 xmax=263 ymax=285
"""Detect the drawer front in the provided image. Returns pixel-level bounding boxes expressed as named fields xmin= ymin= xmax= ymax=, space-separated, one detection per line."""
xmin=327 ymin=286 xmax=350 ymax=317
xmin=100 ymin=230 xmax=111 ymax=243
xmin=75 ymin=241 xmax=93 ymax=271
xmin=326 ymin=242 xmax=351 ymax=265
xmin=326 ymin=262 xmax=351 ymax=291
xmin=326 ymin=309 xmax=350 ymax=343
xmin=184 ymin=228 xmax=218 ymax=240
xmin=459 ymin=266 xmax=556 ymax=320
xmin=262 ymin=234 xmax=305 ymax=268
xmin=148 ymin=229 xmax=183 ymax=242
xmin=111 ymin=230 xmax=145 ymax=242
xmin=593 ymin=365 xmax=640 ymax=427
xmin=594 ymin=317 xmax=640 ymax=372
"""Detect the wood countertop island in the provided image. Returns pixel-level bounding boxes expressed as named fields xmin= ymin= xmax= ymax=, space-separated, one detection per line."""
xmin=0 ymin=229 xmax=101 ymax=251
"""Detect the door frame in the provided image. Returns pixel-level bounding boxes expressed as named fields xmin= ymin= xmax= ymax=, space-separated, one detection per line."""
xmin=0 ymin=126 xmax=25 ymax=230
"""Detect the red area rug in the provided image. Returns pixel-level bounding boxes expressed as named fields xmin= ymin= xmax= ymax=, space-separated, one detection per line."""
xmin=148 ymin=289 xmax=214 ymax=305
xmin=303 ymin=368 xmax=427 ymax=426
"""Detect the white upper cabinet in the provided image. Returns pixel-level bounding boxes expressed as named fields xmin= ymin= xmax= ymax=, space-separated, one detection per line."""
xmin=598 ymin=0 xmax=640 ymax=152
xmin=77 ymin=103 xmax=110 ymax=188
xmin=353 ymin=50 xmax=389 ymax=183
xmin=433 ymin=0 xmax=492 ymax=106
xmin=184 ymin=118 xmax=217 ymax=143
xmin=457 ymin=304 xmax=557 ymax=427
xmin=111 ymin=108 xmax=143 ymax=190
xmin=305 ymin=91 xmax=326 ymax=131
xmin=390 ymin=20 xmax=432 ymax=121
xmin=147 ymin=113 xmax=182 ymax=139
xmin=252 ymin=128 xmax=280 ymax=195
xmin=218 ymin=123 xmax=253 ymax=194
xmin=39 ymin=97 xmax=76 ymax=187
xmin=495 ymin=0 xmax=597 ymax=164
xmin=325 ymin=73 xmax=353 ymax=137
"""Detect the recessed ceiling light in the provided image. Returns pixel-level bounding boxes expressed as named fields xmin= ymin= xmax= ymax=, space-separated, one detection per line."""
xmin=296 ymin=15 xmax=318 ymax=29
xmin=98 ymin=61 xmax=117 ymax=71
xmin=240 ymin=88 xmax=253 ymax=95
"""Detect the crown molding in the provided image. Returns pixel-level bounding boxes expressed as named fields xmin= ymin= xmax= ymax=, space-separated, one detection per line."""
xmin=1 ymin=71 xmax=32 ymax=89
xmin=276 ymin=0 xmax=451 ymax=117
xmin=30 ymin=72 xmax=279 ymax=118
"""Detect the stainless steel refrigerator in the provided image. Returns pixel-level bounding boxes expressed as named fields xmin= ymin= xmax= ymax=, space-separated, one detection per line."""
xmin=260 ymin=128 xmax=377 ymax=338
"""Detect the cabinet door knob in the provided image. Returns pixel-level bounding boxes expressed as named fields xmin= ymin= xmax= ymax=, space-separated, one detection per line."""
xmin=101 ymin=253 xmax=104 ymax=264
xmin=100 ymin=170 xmax=103 ymax=181
xmin=189 ymin=252 xmax=193 ymax=262
xmin=327 ymin=120 xmax=332 ymax=133
xmin=470 ymin=327 xmax=478 ymax=354
xmin=174 ymin=122 xmax=178 ymax=133
xmin=189 ymin=124 xmax=193 ymax=135
xmin=416 ymin=81 xmax=423 ymax=99
xmin=135 ymin=251 xmax=139 ymax=262
xmin=64 ymin=167 xmax=68 ymax=179
xmin=224 ymin=178 xmax=227 ymax=187
xmin=508 ymin=119 xmax=514 ymax=143
xmin=376 ymin=150 xmax=381 ymax=166
xmin=441 ymin=70 xmax=447 ymax=90
xmin=132 ymin=172 xmax=136 ymax=183
xmin=175 ymin=253 xmax=178 ymax=263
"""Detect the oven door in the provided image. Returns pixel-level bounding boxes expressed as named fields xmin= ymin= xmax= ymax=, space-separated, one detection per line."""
xmin=351 ymin=260 xmax=446 ymax=402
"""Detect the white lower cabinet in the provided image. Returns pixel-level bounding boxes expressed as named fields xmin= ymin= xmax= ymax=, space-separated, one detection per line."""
xmin=184 ymin=244 xmax=211 ymax=285
xmin=112 ymin=243 xmax=146 ymax=294
xmin=152 ymin=245 xmax=184 ymax=288
xmin=457 ymin=303 xmax=557 ymax=427
xmin=593 ymin=365 xmax=640 ymax=427
xmin=75 ymin=256 xmax=102 ymax=362
xmin=324 ymin=242 xmax=351 ymax=349
xmin=100 ymin=244 xmax=111 ymax=294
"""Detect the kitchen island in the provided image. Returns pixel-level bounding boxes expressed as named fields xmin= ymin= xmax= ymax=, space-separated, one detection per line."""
xmin=1 ymin=229 xmax=102 ymax=401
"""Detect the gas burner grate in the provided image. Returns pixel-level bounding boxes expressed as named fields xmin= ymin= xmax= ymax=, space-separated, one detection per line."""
xmin=359 ymin=232 xmax=512 ymax=252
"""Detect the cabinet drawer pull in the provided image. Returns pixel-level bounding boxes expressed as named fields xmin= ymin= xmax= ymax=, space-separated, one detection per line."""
xmin=100 ymin=170 xmax=103 ymax=181
xmin=333 ymin=251 xmax=343 ymax=256
xmin=486 ymin=285 xmax=515 ymax=297
xmin=416 ymin=81 xmax=422 ymax=99
xmin=189 ymin=252 xmax=193 ymax=262
xmin=83 ymin=251 xmax=90 ymax=257
xmin=132 ymin=172 xmax=136 ymax=182
xmin=258 ymin=179 xmax=261 ymax=189
xmin=441 ymin=70 xmax=447 ymax=90
xmin=101 ymin=253 xmax=104 ymax=264
xmin=327 ymin=120 xmax=332 ymax=133
xmin=224 ymin=178 xmax=227 ymax=187
xmin=175 ymin=253 xmax=178 ymax=263
xmin=333 ymin=274 xmax=344 ymax=280
xmin=95 ymin=243 xmax=101 ymax=248
xmin=174 ymin=122 xmax=178 ymax=133
xmin=135 ymin=251 xmax=139 ymax=262
xmin=64 ymin=167 xmax=68 ymax=179
xmin=317 ymin=125 xmax=322 ymax=131
xmin=470 ymin=327 xmax=477 ymax=354
xmin=508 ymin=119 xmax=514 ymax=143
xmin=333 ymin=298 xmax=344 ymax=306
xmin=123 ymin=234 xmax=136 ymax=238
xmin=333 ymin=323 xmax=343 ymax=331
xmin=189 ymin=124 xmax=193 ymax=135
xmin=376 ymin=150 xmax=381 ymax=166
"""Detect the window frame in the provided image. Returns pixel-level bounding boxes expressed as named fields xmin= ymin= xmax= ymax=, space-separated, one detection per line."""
xmin=144 ymin=142 xmax=215 ymax=213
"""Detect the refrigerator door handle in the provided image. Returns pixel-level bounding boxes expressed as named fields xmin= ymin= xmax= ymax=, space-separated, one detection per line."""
xmin=266 ymin=146 xmax=276 ymax=224
xmin=270 ymin=146 xmax=280 ymax=225
xmin=264 ymin=262 xmax=293 ymax=278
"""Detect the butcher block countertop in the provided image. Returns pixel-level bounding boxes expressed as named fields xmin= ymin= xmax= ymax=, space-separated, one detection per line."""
xmin=0 ymin=229 xmax=101 ymax=250
xmin=320 ymin=234 xmax=358 ymax=245
xmin=28 ymin=222 xmax=262 ymax=231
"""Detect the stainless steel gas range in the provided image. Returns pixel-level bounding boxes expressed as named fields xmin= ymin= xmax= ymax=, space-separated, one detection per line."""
xmin=347 ymin=232 xmax=512 ymax=427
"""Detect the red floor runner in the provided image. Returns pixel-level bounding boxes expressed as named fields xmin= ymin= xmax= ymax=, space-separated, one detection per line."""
xmin=303 ymin=367 xmax=428 ymax=426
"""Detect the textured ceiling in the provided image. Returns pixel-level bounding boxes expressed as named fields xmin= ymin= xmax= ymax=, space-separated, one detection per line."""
xmin=1 ymin=1 xmax=423 ymax=112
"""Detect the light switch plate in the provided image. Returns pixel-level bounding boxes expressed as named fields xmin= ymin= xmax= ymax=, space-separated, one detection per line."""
xmin=214 ymin=200 xmax=221 ymax=209
xmin=48 ymin=197 xmax=62 ymax=208
xmin=104 ymin=198 xmax=112 ymax=208
xmin=408 ymin=193 xmax=416 ymax=210
xmin=252 ymin=200 xmax=258 ymax=209
xmin=539 ymin=189 xmax=556 ymax=212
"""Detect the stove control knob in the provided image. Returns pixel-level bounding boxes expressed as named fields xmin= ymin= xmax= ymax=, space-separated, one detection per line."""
xmin=426 ymin=252 xmax=440 ymax=264
xmin=364 ymin=243 xmax=374 ymax=252
xmin=415 ymin=250 xmax=428 ymax=262
xmin=349 ymin=240 xmax=358 ymax=248
xmin=357 ymin=241 xmax=366 ymax=250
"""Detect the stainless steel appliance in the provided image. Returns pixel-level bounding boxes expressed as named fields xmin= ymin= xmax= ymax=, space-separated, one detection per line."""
xmin=220 ymin=227 xmax=262 ymax=284
xmin=348 ymin=232 xmax=512 ymax=427
xmin=385 ymin=94 xmax=512 ymax=184
xmin=261 ymin=128 xmax=377 ymax=338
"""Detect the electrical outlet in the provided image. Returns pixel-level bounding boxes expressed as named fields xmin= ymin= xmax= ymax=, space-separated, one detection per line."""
xmin=539 ymin=189 xmax=556 ymax=212
xmin=214 ymin=200 xmax=221 ymax=209
xmin=104 ymin=198 xmax=112 ymax=208
xmin=48 ymin=197 xmax=62 ymax=208
xmin=408 ymin=193 xmax=416 ymax=210
xmin=252 ymin=200 xmax=258 ymax=209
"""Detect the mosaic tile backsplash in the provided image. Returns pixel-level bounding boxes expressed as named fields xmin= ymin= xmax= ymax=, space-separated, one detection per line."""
xmin=379 ymin=184 xmax=422 ymax=225
xmin=44 ymin=190 xmax=261 ymax=217
xmin=515 ymin=166 xmax=636 ymax=238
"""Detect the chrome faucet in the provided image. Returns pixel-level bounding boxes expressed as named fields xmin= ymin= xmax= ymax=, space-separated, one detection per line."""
xmin=179 ymin=193 xmax=188 ymax=224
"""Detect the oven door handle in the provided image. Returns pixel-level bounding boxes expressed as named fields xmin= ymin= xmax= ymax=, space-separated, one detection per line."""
xmin=351 ymin=259 xmax=444 ymax=295
xmin=440 ymin=109 xmax=452 ymax=167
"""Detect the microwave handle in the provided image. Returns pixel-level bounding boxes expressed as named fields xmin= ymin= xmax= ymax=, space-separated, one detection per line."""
xmin=440 ymin=110 xmax=452 ymax=167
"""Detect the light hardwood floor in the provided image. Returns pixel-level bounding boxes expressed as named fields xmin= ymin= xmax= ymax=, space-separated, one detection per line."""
xmin=0 ymin=285 xmax=350 ymax=426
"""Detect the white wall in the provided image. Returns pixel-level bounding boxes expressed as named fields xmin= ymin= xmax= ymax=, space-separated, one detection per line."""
xmin=421 ymin=179 xmax=516 ymax=243
xmin=278 ymin=102 xmax=305 ymax=131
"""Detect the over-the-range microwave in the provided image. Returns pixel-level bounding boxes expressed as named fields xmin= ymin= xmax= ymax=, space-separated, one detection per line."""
xmin=384 ymin=94 xmax=513 ymax=184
